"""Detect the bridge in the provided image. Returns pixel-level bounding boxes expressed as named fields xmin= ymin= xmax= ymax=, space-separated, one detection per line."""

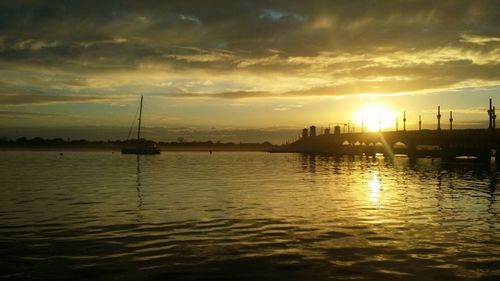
xmin=272 ymin=99 xmax=500 ymax=162
xmin=273 ymin=129 xmax=500 ymax=161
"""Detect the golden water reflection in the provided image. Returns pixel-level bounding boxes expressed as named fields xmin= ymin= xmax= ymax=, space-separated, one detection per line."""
xmin=0 ymin=152 xmax=498 ymax=281
xmin=368 ymin=173 xmax=381 ymax=203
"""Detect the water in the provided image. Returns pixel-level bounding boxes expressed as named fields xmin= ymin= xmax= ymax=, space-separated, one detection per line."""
xmin=0 ymin=151 xmax=499 ymax=281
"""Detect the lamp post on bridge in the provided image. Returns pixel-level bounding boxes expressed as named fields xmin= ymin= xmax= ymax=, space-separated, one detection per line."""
xmin=449 ymin=111 xmax=453 ymax=131
xmin=403 ymin=111 xmax=407 ymax=132
xmin=488 ymin=98 xmax=493 ymax=130
xmin=488 ymin=98 xmax=497 ymax=130
xmin=437 ymin=106 xmax=442 ymax=131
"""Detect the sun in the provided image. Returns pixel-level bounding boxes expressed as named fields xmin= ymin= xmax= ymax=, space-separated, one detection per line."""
xmin=354 ymin=105 xmax=395 ymax=132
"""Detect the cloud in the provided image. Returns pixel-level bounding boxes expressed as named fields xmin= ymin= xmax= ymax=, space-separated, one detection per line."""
xmin=179 ymin=14 xmax=202 ymax=25
xmin=442 ymin=107 xmax=488 ymax=115
xmin=163 ymin=75 xmax=488 ymax=100
xmin=11 ymin=39 xmax=61 ymax=50
xmin=460 ymin=34 xmax=500 ymax=45
xmin=0 ymin=110 xmax=60 ymax=117
xmin=169 ymin=90 xmax=269 ymax=100
xmin=0 ymin=110 xmax=64 ymax=121
xmin=0 ymin=0 xmax=499 ymax=103
xmin=274 ymin=104 xmax=303 ymax=111
xmin=0 ymin=90 xmax=130 ymax=105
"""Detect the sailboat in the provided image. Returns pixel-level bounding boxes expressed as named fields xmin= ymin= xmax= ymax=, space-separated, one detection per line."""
xmin=121 ymin=96 xmax=160 ymax=155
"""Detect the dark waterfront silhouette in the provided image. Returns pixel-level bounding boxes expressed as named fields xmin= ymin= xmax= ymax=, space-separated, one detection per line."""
xmin=0 ymin=137 xmax=274 ymax=152
xmin=274 ymin=99 xmax=500 ymax=162
xmin=274 ymin=128 xmax=500 ymax=161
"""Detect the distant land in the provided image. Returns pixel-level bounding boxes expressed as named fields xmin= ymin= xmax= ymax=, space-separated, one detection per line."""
xmin=0 ymin=126 xmax=301 ymax=144
xmin=0 ymin=137 xmax=275 ymax=152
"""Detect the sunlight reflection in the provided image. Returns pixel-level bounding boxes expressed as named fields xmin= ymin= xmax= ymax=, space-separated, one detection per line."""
xmin=369 ymin=174 xmax=381 ymax=202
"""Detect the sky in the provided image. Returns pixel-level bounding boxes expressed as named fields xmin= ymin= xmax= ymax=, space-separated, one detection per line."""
xmin=0 ymin=0 xmax=499 ymax=143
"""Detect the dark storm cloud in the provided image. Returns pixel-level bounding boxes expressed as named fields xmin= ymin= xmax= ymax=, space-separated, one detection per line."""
xmin=0 ymin=87 xmax=127 ymax=105
xmin=0 ymin=110 xmax=59 ymax=117
xmin=0 ymin=0 xmax=499 ymax=103
xmin=1 ymin=0 xmax=497 ymax=60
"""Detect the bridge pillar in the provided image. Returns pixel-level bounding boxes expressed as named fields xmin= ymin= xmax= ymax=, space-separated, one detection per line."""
xmin=381 ymin=150 xmax=394 ymax=162
xmin=362 ymin=144 xmax=376 ymax=158
xmin=441 ymin=143 xmax=453 ymax=161
xmin=476 ymin=149 xmax=492 ymax=162
xmin=407 ymin=141 xmax=417 ymax=159
xmin=476 ymin=149 xmax=491 ymax=162
xmin=441 ymin=144 xmax=492 ymax=162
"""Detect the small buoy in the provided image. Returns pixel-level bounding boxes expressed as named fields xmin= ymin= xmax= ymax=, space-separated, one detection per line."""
xmin=60 ymin=152 xmax=63 ymax=156
xmin=209 ymin=150 xmax=212 ymax=155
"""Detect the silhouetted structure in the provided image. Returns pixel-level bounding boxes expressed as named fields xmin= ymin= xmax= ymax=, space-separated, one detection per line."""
xmin=334 ymin=125 xmax=341 ymax=135
xmin=403 ymin=111 xmax=407 ymax=132
xmin=487 ymin=99 xmax=497 ymax=130
xmin=122 ymin=96 xmax=160 ymax=155
xmin=302 ymin=128 xmax=308 ymax=138
xmin=272 ymin=99 xmax=500 ymax=162
xmin=449 ymin=111 xmax=453 ymax=131
xmin=437 ymin=106 xmax=442 ymax=131
xmin=309 ymin=126 xmax=316 ymax=137
xmin=489 ymin=98 xmax=493 ymax=130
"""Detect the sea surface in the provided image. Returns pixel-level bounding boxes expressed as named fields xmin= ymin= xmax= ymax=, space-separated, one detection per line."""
xmin=0 ymin=151 xmax=499 ymax=281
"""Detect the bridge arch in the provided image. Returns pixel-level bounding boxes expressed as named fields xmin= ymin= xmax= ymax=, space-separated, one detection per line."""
xmin=392 ymin=141 xmax=408 ymax=149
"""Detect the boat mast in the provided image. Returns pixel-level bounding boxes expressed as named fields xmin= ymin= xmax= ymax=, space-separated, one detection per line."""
xmin=137 ymin=95 xmax=143 ymax=142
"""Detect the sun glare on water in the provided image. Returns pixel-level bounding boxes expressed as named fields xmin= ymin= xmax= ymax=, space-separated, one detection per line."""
xmin=354 ymin=105 xmax=395 ymax=132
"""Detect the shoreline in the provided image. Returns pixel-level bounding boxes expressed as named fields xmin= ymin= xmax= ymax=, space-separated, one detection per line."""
xmin=0 ymin=146 xmax=273 ymax=152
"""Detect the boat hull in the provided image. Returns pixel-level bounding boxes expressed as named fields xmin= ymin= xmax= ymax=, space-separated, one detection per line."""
xmin=121 ymin=147 xmax=160 ymax=155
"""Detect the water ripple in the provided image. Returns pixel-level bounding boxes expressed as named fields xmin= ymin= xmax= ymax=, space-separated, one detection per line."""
xmin=0 ymin=151 xmax=499 ymax=280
